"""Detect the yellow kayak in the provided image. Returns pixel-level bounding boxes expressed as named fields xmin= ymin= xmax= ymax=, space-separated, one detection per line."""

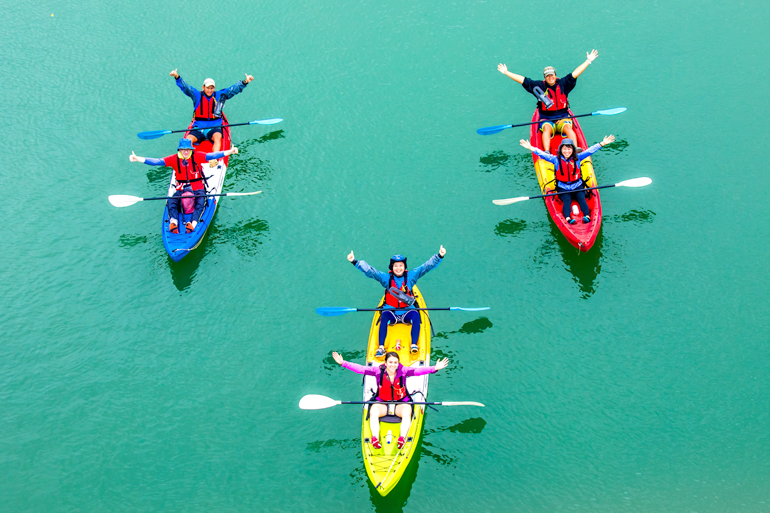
xmin=360 ymin=285 xmax=431 ymax=496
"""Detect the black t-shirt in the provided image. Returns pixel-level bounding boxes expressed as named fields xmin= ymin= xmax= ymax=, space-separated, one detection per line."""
xmin=522 ymin=74 xmax=578 ymax=118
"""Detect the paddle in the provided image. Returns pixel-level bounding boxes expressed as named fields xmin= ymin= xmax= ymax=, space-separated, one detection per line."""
xmin=315 ymin=306 xmax=490 ymax=317
xmin=492 ymin=177 xmax=651 ymax=206
xmin=108 ymin=191 xmax=262 ymax=208
xmin=137 ymin=118 xmax=283 ymax=140
xmin=299 ymin=394 xmax=485 ymax=410
xmin=477 ymin=108 xmax=627 ymax=136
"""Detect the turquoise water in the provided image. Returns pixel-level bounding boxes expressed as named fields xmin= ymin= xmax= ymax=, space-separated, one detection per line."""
xmin=3 ymin=0 xmax=770 ymax=511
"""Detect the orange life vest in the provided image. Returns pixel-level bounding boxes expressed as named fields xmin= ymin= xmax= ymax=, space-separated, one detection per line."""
xmin=555 ymin=157 xmax=581 ymax=184
xmin=172 ymin=155 xmax=206 ymax=191
xmin=540 ymin=84 xmax=569 ymax=112
xmin=195 ymin=94 xmax=218 ymax=121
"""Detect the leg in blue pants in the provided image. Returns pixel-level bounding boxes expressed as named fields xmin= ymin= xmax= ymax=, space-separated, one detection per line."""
xmin=558 ymin=189 xmax=590 ymax=218
xmin=378 ymin=310 xmax=422 ymax=348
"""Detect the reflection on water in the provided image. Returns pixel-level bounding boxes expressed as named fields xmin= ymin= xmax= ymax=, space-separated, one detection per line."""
xmin=494 ymin=218 xmax=528 ymax=238
xmin=322 ymin=350 xmax=366 ymax=372
xmin=207 ymin=217 xmax=269 ymax=258
xmin=146 ymin=165 xmax=171 ymax=186
xmin=605 ymin=208 xmax=656 ymax=225
xmin=478 ymin=150 xmax=532 ymax=179
xmin=167 ymin=232 xmax=211 ymax=292
xmin=118 ymin=234 xmax=148 ymax=248
xmin=596 ymin=137 xmax=628 ymax=155
xmin=307 ymin=415 xmax=485 ymax=513
xmin=547 ymin=222 xmax=604 ymax=299
xmin=435 ymin=317 xmax=493 ymax=339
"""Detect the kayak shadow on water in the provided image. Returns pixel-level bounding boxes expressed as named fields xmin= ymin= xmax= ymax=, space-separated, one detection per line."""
xmin=478 ymin=150 xmax=532 ymax=179
xmin=165 ymin=217 xmax=270 ymax=291
xmin=545 ymin=222 xmax=604 ymax=299
xmin=367 ymin=417 xmax=487 ymax=513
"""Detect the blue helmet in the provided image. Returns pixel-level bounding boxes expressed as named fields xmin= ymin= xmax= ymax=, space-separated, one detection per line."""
xmin=389 ymin=254 xmax=407 ymax=270
xmin=177 ymin=138 xmax=194 ymax=150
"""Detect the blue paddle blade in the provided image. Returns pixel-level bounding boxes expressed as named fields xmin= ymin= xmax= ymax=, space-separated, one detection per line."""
xmin=477 ymin=125 xmax=512 ymax=136
xmin=315 ymin=307 xmax=357 ymax=317
xmin=250 ymin=118 xmax=283 ymax=125
xmin=592 ymin=107 xmax=627 ymax=116
xmin=449 ymin=307 xmax=491 ymax=312
xmin=137 ymin=130 xmax=171 ymax=140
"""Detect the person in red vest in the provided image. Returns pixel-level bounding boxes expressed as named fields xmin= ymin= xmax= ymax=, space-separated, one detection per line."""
xmin=169 ymin=69 xmax=253 ymax=161
xmin=129 ymin=139 xmax=239 ymax=233
xmin=520 ymin=134 xmax=615 ymax=224
xmin=332 ymin=350 xmax=449 ymax=449
xmin=347 ymin=247 xmax=446 ymax=357
xmin=497 ymin=50 xmax=599 ymax=152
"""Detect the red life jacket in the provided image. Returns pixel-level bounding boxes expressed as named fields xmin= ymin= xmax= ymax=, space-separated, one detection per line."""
xmin=540 ymin=84 xmax=569 ymax=112
xmin=378 ymin=366 xmax=409 ymax=401
xmin=555 ymin=157 xmax=581 ymax=184
xmin=173 ymin=155 xmax=206 ymax=191
xmin=384 ymin=271 xmax=413 ymax=309
xmin=195 ymin=93 xmax=218 ymax=121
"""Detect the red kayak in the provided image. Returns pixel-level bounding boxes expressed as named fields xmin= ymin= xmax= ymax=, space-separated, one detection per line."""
xmin=529 ymin=109 xmax=602 ymax=252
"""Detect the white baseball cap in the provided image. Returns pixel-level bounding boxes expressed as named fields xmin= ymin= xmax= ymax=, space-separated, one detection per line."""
xmin=203 ymin=78 xmax=215 ymax=87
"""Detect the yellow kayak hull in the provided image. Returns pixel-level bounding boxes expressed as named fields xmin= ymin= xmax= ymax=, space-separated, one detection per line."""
xmin=361 ymin=285 xmax=431 ymax=496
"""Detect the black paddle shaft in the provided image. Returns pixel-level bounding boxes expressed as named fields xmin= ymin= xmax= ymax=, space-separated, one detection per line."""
xmin=529 ymin=183 xmax=617 ymax=201
xmin=167 ymin=121 xmax=252 ymax=135
xmin=511 ymin=112 xmax=593 ymax=129
xmin=140 ymin=192 xmax=242 ymax=202
xmin=340 ymin=400 xmax=447 ymax=405
xmin=354 ymin=307 xmax=452 ymax=312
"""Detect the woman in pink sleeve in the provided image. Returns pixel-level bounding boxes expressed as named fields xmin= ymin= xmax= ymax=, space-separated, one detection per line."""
xmin=332 ymin=351 xmax=449 ymax=449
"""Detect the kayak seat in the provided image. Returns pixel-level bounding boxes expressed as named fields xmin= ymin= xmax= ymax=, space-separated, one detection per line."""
xmin=381 ymin=414 xmax=402 ymax=423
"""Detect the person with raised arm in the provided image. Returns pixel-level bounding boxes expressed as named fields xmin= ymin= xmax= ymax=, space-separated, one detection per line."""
xmin=498 ymin=50 xmax=599 ymax=152
xmin=169 ymin=69 xmax=253 ymax=160
xmin=520 ymin=134 xmax=615 ymax=224
xmin=129 ymin=139 xmax=239 ymax=233
xmin=332 ymin=350 xmax=449 ymax=450
xmin=347 ymin=247 xmax=446 ymax=357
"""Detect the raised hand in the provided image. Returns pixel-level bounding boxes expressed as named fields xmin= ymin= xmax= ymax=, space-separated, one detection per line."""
xmin=600 ymin=134 xmax=615 ymax=146
xmin=170 ymin=69 xmax=179 ymax=79
xmin=347 ymin=251 xmax=355 ymax=262
xmin=519 ymin=139 xmax=535 ymax=151
xmin=129 ymin=151 xmax=141 ymax=162
xmin=244 ymin=74 xmax=254 ymax=84
xmin=435 ymin=357 xmax=449 ymax=371
xmin=586 ymin=49 xmax=598 ymax=62
xmin=439 ymin=245 xmax=446 ymax=257
xmin=332 ymin=352 xmax=344 ymax=365
xmin=497 ymin=63 xmax=508 ymax=74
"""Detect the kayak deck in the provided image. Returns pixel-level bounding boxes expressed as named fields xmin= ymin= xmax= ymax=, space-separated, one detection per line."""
xmin=529 ymin=109 xmax=602 ymax=252
xmin=161 ymin=116 xmax=232 ymax=261
xmin=361 ymin=285 xmax=431 ymax=496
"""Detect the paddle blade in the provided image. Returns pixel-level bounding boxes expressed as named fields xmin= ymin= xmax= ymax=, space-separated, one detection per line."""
xmin=492 ymin=197 xmax=528 ymax=206
xmin=593 ymin=107 xmax=627 ymax=116
xmin=617 ymin=177 xmax=652 ymax=188
xmin=441 ymin=401 xmax=485 ymax=407
xmin=250 ymin=118 xmax=283 ymax=125
xmin=137 ymin=130 xmax=171 ymax=140
xmin=449 ymin=307 xmax=491 ymax=312
xmin=108 ymin=195 xmax=142 ymax=207
xmin=476 ymin=125 xmax=512 ymax=136
xmin=315 ymin=307 xmax=357 ymax=317
xmin=299 ymin=394 xmax=341 ymax=410
xmin=225 ymin=191 xmax=262 ymax=197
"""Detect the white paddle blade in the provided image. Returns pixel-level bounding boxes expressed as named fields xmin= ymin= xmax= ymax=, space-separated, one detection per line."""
xmin=492 ymin=196 xmax=528 ymax=206
xmin=617 ymin=177 xmax=652 ymax=188
xmin=252 ymin=118 xmax=283 ymax=125
xmin=108 ymin=195 xmax=142 ymax=207
xmin=442 ymin=401 xmax=485 ymax=407
xmin=226 ymin=191 xmax=262 ymax=197
xmin=299 ymin=394 xmax=341 ymax=410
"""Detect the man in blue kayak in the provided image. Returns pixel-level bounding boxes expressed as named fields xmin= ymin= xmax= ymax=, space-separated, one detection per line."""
xmin=497 ymin=50 xmax=599 ymax=152
xmin=169 ymin=69 xmax=253 ymax=160
xmin=347 ymin=247 xmax=446 ymax=357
